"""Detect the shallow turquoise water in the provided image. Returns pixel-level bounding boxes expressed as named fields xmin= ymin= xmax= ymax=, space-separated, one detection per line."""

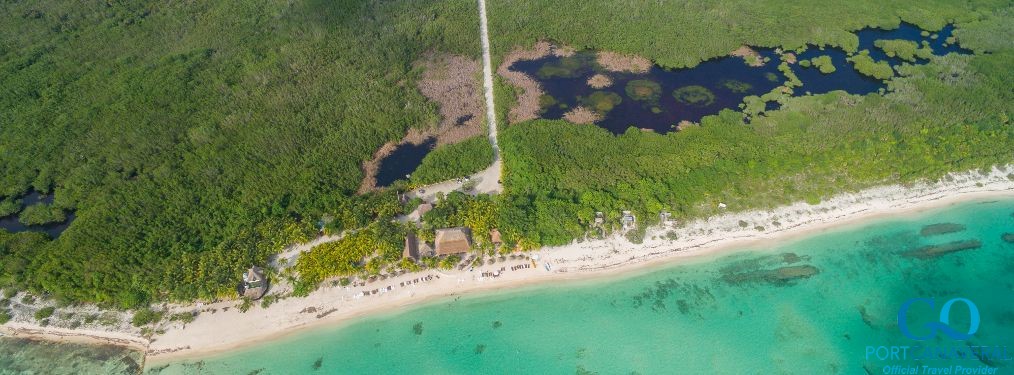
xmin=0 ymin=337 xmax=143 ymax=374
xmin=137 ymin=200 xmax=1014 ymax=373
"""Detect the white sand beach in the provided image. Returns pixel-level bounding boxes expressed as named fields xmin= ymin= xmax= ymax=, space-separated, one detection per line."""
xmin=6 ymin=167 xmax=1014 ymax=365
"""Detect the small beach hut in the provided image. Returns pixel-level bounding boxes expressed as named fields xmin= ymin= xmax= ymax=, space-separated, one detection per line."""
xmin=621 ymin=211 xmax=636 ymax=230
xmin=490 ymin=229 xmax=503 ymax=249
xmin=241 ymin=266 xmax=268 ymax=300
xmin=404 ymin=231 xmax=421 ymax=261
xmin=434 ymin=227 xmax=472 ymax=256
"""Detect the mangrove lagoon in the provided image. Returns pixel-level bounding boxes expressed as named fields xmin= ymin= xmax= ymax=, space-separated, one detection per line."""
xmin=511 ymin=23 xmax=971 ymax=134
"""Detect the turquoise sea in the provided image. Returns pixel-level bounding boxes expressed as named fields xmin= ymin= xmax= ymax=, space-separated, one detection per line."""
xmin=6 ymin=199 xmax=1014 ymax=374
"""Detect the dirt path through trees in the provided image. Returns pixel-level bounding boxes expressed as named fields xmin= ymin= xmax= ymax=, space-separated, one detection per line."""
xmin=474 ymin=0 xmax=502 ymax=192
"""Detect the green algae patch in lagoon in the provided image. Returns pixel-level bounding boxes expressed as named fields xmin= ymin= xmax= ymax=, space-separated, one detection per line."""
xmin=149 ymin=199 xmax=1014 ymax=374
xmin=507 ymin=23 xmax=971 ymax=134
xmin=579 ymin=91 xmax=623 ymax=114
xmin=672 ymin=85 xmax=717 ymax=107
xmin=624 ymin=79 xmax=663 ymax=102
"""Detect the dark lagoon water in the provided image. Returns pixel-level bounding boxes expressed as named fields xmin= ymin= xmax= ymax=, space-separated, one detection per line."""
xmin=793 ymin=23 xmax=970 ymax=96
xmin=511 ymin=23 xmax=971 ymax=134
xmin=511 ymin=50 xmax=785 ymax=133
xmin=790 ymin=48 xmax=884 ymax=96
xmin=855 ymin=23 xmax=970 ymax=64
xmin=148 ymin=198 xmax=1014 ymax=374
xmin=375 ymin=138 xmax=436 ymax=187
xmin=0 ymin=190 xmax=74 ymax=238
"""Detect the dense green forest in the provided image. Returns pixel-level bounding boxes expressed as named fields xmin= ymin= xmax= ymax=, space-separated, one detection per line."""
xmin=17 ymin=204 xmax=66 ymax=226
xmin=0 ymin=0 xmax=479 ymax=307
xmin=409 ymin=136 xmax=494 ymax=186
xmin=488 ymin=0 xmax=1011 ymax=68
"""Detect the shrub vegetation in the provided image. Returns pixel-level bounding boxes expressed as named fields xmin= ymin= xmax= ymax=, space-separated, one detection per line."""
xmin=34 ymin=306 xmax=55 ymax=320
xmin=17 ymin=204 xmax=66 ymax=226
xmin=875 ymin=39 xmax=934 ymax=61
xmin=0 ymin=200 xmax=20 ymax=217
xmin=848 ymin=52 xmax=895 ymax=80
xmin=488 ymin=0 xmax=1004 ymax=68
xmin=809 ymin=55 xmax=836 ymax=74
xmin=410 ymin=137 xmax=495 ymax=186
xmin=131 ymin=308 xmax=163 ymax=327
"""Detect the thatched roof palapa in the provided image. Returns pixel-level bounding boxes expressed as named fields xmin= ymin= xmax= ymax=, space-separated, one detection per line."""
xmin=434 ymin=227 xmax=472 ymax=256
xmin=490 ymin=229 xmax=502 ymax=245
xmin=404 ymin=231 xmax=421 ymax=261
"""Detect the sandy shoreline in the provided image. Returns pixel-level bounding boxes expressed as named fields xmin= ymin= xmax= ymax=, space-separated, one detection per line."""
xmin=5 ymin=167 xmax=1013 ymax=365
